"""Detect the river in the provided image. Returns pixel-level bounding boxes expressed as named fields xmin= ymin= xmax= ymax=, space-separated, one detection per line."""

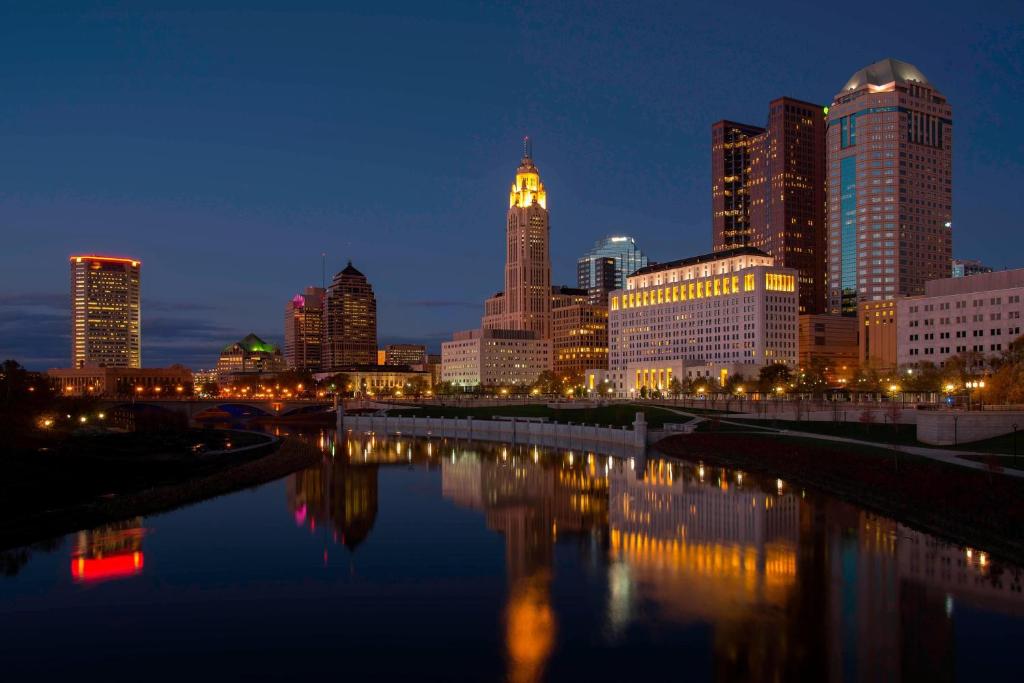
xmin=1 ymin=429 xmax=1022 ymax=681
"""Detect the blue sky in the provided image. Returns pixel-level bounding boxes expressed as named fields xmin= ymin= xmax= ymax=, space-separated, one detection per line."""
xmin=2 ymin=1 xmax=1022 ymax=369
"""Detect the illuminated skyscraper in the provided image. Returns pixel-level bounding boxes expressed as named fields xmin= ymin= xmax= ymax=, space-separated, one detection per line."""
xmin=284 ymin=286 xmax=325 ymax=371
xmin=827 ymin=58 xmax=953 ymax=315
xmin=482 ymin=138 xmax=552 ymax=339
xmin=69 ymin=255 xmax=141 ymax=368
xmin=576 ymin=235 xmax=648 ymax=305
xmin=324 ymin=261 xmax=378 ymax=369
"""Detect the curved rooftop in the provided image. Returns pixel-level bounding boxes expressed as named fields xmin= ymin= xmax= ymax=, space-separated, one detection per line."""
xmin=842 ymin=58 xmax=930 ymax=91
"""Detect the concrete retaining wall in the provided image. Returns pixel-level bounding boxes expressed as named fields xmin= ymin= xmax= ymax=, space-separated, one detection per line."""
xmin=340 ymin=415 xmax=647 ymax=455
xmin=916 ymin=410 xmax=1024 ymax=446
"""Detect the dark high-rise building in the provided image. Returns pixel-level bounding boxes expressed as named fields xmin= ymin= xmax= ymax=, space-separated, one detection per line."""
xmin=827 ymin=58 xmax=953 ymax=315
xmin=324 ymin=261 xmax=377 ymax=369
xmin=712 ymin=97 xmax=827 ymax=313
xmin=576 ymin=236 xmax=648 ymax=306
xmin=284 ymin=286 xmax=324 ymax=372
xmin=712 ymin=121 xmax=765 ymax=252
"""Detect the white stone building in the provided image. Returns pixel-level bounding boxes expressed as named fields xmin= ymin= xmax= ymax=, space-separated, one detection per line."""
xmin=606 ymin=247 xmax=799 ymax=396
xmin=898 ymin=269 xmax=1024 ymax=368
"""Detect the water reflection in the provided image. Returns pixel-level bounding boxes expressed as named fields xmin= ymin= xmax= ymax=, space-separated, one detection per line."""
xmin=291 ymin=431 xmax=1024 ymax=682
xmin=70 ymin=517 xmax=145 ymax=582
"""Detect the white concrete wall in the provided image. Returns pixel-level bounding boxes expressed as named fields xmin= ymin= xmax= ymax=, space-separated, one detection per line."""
xmin=340 ymin=415 xmax=647 ymax=455
xmin=916 ymin=410 xmax=1024 ymax=446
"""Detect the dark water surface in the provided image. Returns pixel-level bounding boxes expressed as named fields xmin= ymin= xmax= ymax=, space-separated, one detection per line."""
xmin=2 ymin=431 xmax=1023 ymax=682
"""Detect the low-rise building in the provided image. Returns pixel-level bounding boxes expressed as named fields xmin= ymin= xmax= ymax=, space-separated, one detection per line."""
xmin=314 ymin=365 xmax=432 ymax=396
xmin=383 ymin=343 xmax=427 ymax=367
xmin=606 ymin=247 xmax=798 ymax=396
xmin=898 ymin=269 xmax=1024 ymax=369
xmin=48 ymin=365 xmax=194 ymax=398
xmin=797 ymin=314 xmax=858 ymax=383
xmin=952 ymin=258 xmax=993 ymax=278
xmin=441 ymin=328 xmax=551 ymax=388
xmin=216 ymin=333 xmax=287 ymax=383
xmin=858 ymin=300 xmax=898 ymax=371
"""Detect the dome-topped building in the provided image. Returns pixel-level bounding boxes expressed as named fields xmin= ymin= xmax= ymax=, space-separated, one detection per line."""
xmin=841 ymin=57 xmax=930 ymax=91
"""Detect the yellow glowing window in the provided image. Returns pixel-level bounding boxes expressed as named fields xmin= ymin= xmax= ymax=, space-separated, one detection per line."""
xmin=714 ymin=278 xmax=721 ymax=296
xmin=732 ymin=275 xmax=739 ymax=293
xmin=697 ymin=282 xmax=703 ymax=298
xmin=744 ymin=274 xmax=755 ymax=292
xmin=688 ymin=283 xmax=695 ymax=299
xmin=610 ymin=296 xmax=619 ymax=311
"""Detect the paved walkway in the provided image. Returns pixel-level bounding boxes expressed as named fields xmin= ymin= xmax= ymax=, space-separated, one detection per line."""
xmin=647 ymin=405 xmax=1024 ymax=479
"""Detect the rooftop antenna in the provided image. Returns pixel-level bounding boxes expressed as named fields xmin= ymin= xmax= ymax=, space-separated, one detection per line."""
xmin=321 ymin=252 xmax=326 ymax=289
xmin=523 ymin=135 xmax=532 ymax=160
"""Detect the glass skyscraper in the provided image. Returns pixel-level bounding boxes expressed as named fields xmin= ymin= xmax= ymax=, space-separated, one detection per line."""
xmin=576 ymin=236 xmax=648 ymax=305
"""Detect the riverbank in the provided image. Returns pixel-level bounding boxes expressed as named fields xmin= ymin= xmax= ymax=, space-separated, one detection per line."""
xmin=0 ymin=430 xmax=320 ymax=550
xmin=656 ymin=432 xmax=1024 ymax=565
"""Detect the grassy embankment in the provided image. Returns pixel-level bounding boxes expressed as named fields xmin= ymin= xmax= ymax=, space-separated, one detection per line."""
xmin=694 ymin=416 xmax=1024 ymax=463
xmin=0 ymin=429 xmax=320 ymax=550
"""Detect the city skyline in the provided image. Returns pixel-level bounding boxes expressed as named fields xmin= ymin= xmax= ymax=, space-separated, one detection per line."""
xmin=2 ymin=3 xmax=1023 ymax=369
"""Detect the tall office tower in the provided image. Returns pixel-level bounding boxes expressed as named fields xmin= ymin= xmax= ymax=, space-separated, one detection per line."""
xmin=483 ymin=138 xmax=552 ymax=339
xmin=283 ymin=286 xmax=325 ymax=372
xmin=712 ymin=121 xmax=764 ymax=250
xmin=712 ymin=98 xmax=827 ymax=313
xmin=576 ymin=235 xmax=649 ymax=305
xmin=70 ymin=255 xmax=141 ymax=368
xmin=324 ymin=262 xmax=377 ymax=369
xmin=827 ymin=58 xmax=953 ymax=315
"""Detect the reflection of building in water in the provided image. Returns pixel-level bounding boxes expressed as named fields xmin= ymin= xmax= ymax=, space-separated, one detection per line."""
xmin=287 ymin=455 xmax=378 ymax=550
xmin=608 ymin=460 xmax=800 ymax=620
xmin=898 ymin=524 xmax=1024 ymax=612
xmin=608 ymin=460 xmax=811 ymax=680
xmin=441 ymin=446 xmax=609 ymax=683
xmin=70 ymin=517 xmax=145 ymax=582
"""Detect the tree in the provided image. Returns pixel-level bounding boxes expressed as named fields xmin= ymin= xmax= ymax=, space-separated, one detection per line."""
xmin=758 ymin=363 xmax=792 ymax=394
xmin=723 ymin=373 xmax=746 ymax=395
xmin=667 ymin=377 xmax=683 ymax=399
xmin=406 ymin=376 xmax=428 ymax=398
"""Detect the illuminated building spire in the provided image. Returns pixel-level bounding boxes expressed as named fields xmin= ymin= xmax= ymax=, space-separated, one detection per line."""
xmin=510 ymin=136 xmax=546 ymax=209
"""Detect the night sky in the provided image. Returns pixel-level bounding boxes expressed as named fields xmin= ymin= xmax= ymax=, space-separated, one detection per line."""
xmin=2 ymin=1 xmax=1022 ymax=369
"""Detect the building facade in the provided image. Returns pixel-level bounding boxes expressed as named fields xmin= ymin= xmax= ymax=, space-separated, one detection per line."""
xmin=324 ymin=261 xmax=378 ymax=369
xmin=607 ymin=247 xmax=798 ymax=395
xmin=441 ymin=328 xmax=551 ymax=388
xmin=481 ymin=139 xmax=552 ymax=339
xmin=49 ymin=365 xmax=193 ymax=398
xmin=952 ymin=258 xmax=993 ymax=278
xmin=384 ymin=343 xmax=427 ymax=367
xmin=313 ymin=365 xmax=432 ymax=395
xmin=551 ymin=287 xmax=608 ymax=379
xmin=216 ymin=333 xmax=287 ymax=383
xmin=576 ymin=235 xmax=649 ymax=306
xmin=70 ymin=255 xmax=141 ymax=368
xmin=284 ymin=286 xmax=324 ymax=372
xmin=858 ymin=300 xmax=899 ymax=371
xmin=897 ymin=269 xmax=1024 ymax=369
xmin=827 ymin=58 xmax=953 ymax=316
xmin=712 ymin=97 xmax=827 ymax=314
xmin=797 ymin=314 xmax=858 ymax=382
